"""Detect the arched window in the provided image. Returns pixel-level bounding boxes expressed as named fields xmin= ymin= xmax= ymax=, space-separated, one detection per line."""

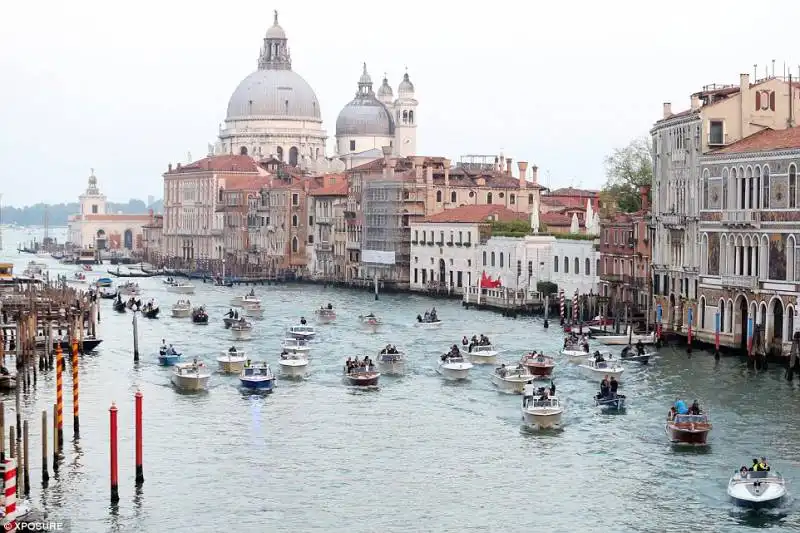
xmin=289 ymin=147 xmax=299 ymax=166
xmin=491 ymin=252 xmax=496 ymax=267
xmin=239 ymin=146 xmax=248 ymax=155
xmin=702 ymin=169 xmax=709 ymax=208
xmin=408 ymin=110 xmax=414 ymax=124
xmin=763 ymin=166 xmax=771 ymax=208
xmin=574 ymin=257 xmax=579 ymax=274
xmin=554 ymin=256 xmax=559 ymax=272
xmin=564 ymin=256 xmax=569 ymax=274
xmin=291 ymin=237 xmax=298 ymax=253
xmin=699 ymin=296 xmax=706 ymax=329
xmin=402 ymin=110 xmax=408 ymax=124
xmin=276 ymin=147 xmax=284 ymax=161
xmin=487 ymin=193 xmax=493 ymax=204
xmin=585 ymin=258 xmax=590 ymax=275
xmin=482 ymin=251 xmax=487 ymax=266
xmin=436 ymin=190 xmax=442 ymax=203
xmin=450 ymin=191 xmax=456 ymax=203
xmin=790 ymin=164 xmax=797 ymax=208
xmin=292 ymin=214 xmax=298 ymax=227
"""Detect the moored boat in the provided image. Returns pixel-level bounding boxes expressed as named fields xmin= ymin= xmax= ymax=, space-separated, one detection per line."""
xmin=520 ymin=352 xmax=556 ymax=377
xmin=288 ymin=323 xmax=316 ymax=340
xmin=280 ymin=337 xmax=311 ymax=355
xmin=95 ymin=277 xmax=114 ymax=288
xmin=467 ymin=344 xmax=499 ymax=364
xmin=522 ymin=395 xmax=564 ymax=429
xmin=279 ymin=352 xmax=309 ymax=377
xmin=727 ymin=467 xmax=786 ymax=508
xmin=171 ymin=300 xmax=192 ymax=318
xmin=376 ymin=346 xmax=405 ymax=375
xmin=113 ymin=299 xmax=127 ymax=313
xmin=191 ymin=307 xmax=209 ymax=324
xmin=171 ymin=360 xmax=211 ymax=391
xmin=437 ymin=353 xmax=473 ymax=381
xmin=343 ymin=359 xmax=380 ymax=386
xmin=217 ymin=348 xmax=247 ymax=374
xmin=595 ymin=329 xmax=656 ymax=346
xmin=230 ymin=319 xmax=253 ymax=340
xmin=239 ymin=362 xmax=275 ymax=391
xmin=578 ymin=356 xmax=624 ymax=381
xmin=665 ymin=411 xmax=712 ymax=446
xmin=490 ymin=363 xmax=533 ymax=394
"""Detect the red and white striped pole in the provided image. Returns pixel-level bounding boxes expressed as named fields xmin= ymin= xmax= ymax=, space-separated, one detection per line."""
xmin=573 ymin=290 xmax=578 ymax=324
xmin=559 ymin=291 xmax=565 ymax=322
xmin=3 ymin=458 xmax=17 ymax=530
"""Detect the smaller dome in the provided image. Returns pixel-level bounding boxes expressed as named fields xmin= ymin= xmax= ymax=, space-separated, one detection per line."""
xmin=377 ymin=77 xmax=393 ymax=99
xmin=359 ymin=63 xmax=372 ymax=86
xmin=265 ymin=10 xmax=286 ymax=39
xmin=398 ymin=72 xmax=414 ymax=95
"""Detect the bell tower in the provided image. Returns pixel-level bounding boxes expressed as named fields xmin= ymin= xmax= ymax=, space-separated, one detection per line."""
xmin=394 ymin=70 xmax=418 ymax=157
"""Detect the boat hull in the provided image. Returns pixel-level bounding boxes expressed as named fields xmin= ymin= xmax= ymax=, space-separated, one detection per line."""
xmin=596 ymin=395 xmax=626 ymax=411
xmin=437 ymin=365 xmax=471 ymax=381
xmin=167 ymin=286 xmax=195 ymax=294
xmin=561 ymin=350 xmax=591 ymax=364
xmin=231 ymin=328 xmax=252 ymax=340
xmin=158 ymin=354 xmax=182 ymax=366
xmin=665 ymin=425 xmax=710 ymax=445
xmin=596 ymin=333 xmax=656 ymax=346
xmin=171 ymin=308 xmax=191 ymax=318
xmin=414 ymin=321 xmax=443 ymax=329
xmin=490 ymin=374 xmax=527 ymax=393
xmin=244 ymin=307 xmax=263 ymax=318
xmin=523 ymin=362 xmax=555 ymax=377
xmin=279 ymin=360 xmax=308 ymax=377
xmin=316 ymin=313 xmax=336 ymax=324
xmin=728 ymin=480 xmax=786 ymax=508
xmin=522 ymin=408 xmax=563 ymax=429
xmin=239 ymin=378 xmax=274 ymax=390
xmin=171 ymin=374 xmax=210 ymax=391
xmin=217 ymin=358 xmax=246 ymax=374
xmin=579 ymin=366 xmax=623 ymax=381
xmin=289 ymin=332 xmax=315 ymax=341
xmin=343 ymin=374 xmax=380 ymax=386
xmin=468 ymin=352 xmax=497 ymax=365
xmin=37 ymin=338 xmax=103 ymax=353
xmin=377 ymin=360 xmax=405 ymax=375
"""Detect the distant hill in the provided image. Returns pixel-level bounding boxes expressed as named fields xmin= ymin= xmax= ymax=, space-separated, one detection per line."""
xmin=1 ymin=199 xmax=163 ymax=226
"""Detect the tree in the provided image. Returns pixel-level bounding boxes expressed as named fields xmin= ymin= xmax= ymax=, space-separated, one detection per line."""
xmin=602 ymin=137 xmax=653 ymax=213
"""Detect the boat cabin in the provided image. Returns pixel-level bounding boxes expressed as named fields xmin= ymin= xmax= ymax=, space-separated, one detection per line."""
xmin=283 ymin=338 xmax=308 ymax=348
xmin=242 ymin=364 xmax=272 ymax=378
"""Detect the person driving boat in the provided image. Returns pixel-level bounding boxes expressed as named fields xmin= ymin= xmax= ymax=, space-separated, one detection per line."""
xmin=300 ymin=317 xmax=307 ymax=325
xmin=636 ymin=339 xmax=645 ymax=355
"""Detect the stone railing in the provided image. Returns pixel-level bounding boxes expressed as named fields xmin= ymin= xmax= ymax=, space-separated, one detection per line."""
xmin=720 ymin=275 xmax=758 ymax=290
xmin=721 ymin=210 xmax=760 ymax=227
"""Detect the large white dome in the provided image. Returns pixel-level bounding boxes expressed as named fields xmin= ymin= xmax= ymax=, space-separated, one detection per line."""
xmin=226 ymin=69 xmax=322 ymax=121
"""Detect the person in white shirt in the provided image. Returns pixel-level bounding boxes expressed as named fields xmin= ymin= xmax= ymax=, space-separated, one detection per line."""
xmin=523 ymin=381 xmax=535 ymax=408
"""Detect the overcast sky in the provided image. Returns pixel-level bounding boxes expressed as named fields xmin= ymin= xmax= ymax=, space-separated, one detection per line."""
xmin=2 ymin=0 xmax=799 ymax=206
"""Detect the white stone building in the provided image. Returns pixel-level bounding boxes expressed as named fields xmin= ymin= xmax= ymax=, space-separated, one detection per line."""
xmin=67 ymin=170 xmax=152 ymax=251
xmin=335 ymin=64 xmax=417 ymax=158
xmin=215 ymin=11 xmax=327 ymax=169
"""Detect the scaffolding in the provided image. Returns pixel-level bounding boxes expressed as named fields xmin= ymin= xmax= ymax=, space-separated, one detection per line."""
xmin=362 ymin=177 xmax=411 ymax=284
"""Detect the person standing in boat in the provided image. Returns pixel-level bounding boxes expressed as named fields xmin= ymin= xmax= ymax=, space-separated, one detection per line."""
xmin=609 ymin=376 xmax=619 ymax=397
xmin=160 ymin=339 xmax=167 ymax=353
xmin=226 ymin=309 xmax=234 ymax=318
xmin=689 ymin=400 xmax=701 ymax=415
xmin=599 ymin=376 xmax=609 ymax=398
xmin=523 ymin=380 xmax=534 ymax=408
xmin=300 ymin=316 xmax=307 ymax=325
xmin=462 ymin=336 xmax=469 ymax=347
xmin=636 ymin=339 xmax=645 ymax=356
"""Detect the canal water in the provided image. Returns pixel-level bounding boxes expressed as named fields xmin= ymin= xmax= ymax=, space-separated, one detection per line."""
xmin=3 ymin=228 xmax=800 ymax=532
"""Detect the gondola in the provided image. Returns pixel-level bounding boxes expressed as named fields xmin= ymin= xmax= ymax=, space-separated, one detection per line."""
xmin=113 ymin=300 xmax=127 ymax=313
xmin=107 ymin=268 xmax=157 ymax=278
xmin=35 ymin=337 xmax=104 ymax=353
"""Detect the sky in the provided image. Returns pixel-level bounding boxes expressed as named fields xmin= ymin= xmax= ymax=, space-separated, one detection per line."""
xmin=2 ymin=0 xmax=800 ymax=206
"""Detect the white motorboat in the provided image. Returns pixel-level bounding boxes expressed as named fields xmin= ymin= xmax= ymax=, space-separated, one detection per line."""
xmin=727 ymin=469 xmax=787 ymax=508
xmin=561 ymin=348 xmax=593 ymax=364
xmin=171 ymin=300 xmax=192 ymax=318
xmin=376 ymin=350 xmax=405 ymax=375
xmin=490 ymin=364 xmax=533 ymax=394
xmin=522 ymin=396 xmax=564 ymax=429
xmin=243 ymin=303 xmax=264 ymax=318
xmin=288 ymin=324 xmax=316 ymax=340
xmin=231 ymin=320 xmax=253 ymax=340
xmin=436 ymin=354 xmax=473 ymax=380
xmin=467 ymin=344 xmax=499 ymax=365
xmin=578 ymin=357 xmax=624 ymax=381
xmin=230 ymin=294 xmax=261 ymax=307
xmin=315 ymin=307 xmax=336 ymax=324
xmin=359 ymin=314 xmax=382 ymax=332
xmin=621 ymin=345 xmax=656 ymax=364
xmin=167 ymin=282 xmax=195 ymax=295
xmin=118 ymin=282 xmax=141 ymax=296
xmin=278 ymin=352 xmax=309 ymax=377
xmin=69 ymin=272 xmax=88 ymax=284
xmin=217 ymin=349 xmax=247 ymax=374
xmin=595 ymin=327 xmax=656 ymax=346
xmin=280 ymin=337 xmax=311 ymax=355
xmin=415 ymin=319 xmax=443 ymax=329
xmin=171 ymin=360 xmax=211 ymax=391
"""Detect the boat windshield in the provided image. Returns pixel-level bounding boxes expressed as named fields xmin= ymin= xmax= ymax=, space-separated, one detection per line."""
xmin=446 ymin=356 xmax=465 ymax=363
xmin=531 ymin=398 xmax=558 ymax=408
xmin=473 ymin=345 xmax=493 ymax=352
xmin=673 ymin=414 xmax=709 ymax=424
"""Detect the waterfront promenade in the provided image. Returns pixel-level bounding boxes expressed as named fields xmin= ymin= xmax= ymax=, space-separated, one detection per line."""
xmin=2 ymin=229 xmax=800 ymax=532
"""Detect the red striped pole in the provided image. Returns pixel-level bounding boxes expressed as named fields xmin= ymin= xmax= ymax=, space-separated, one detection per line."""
xmin=56 ymin=344 xmax=63 ymax=449
xmin=72 ymin=339 xmax=80 ymax=439
xmin=559 ymin=291 xmax=565 ymax=321
xmin=110 ymin=403 xmax=119 ymax=504
xmin=135 ymin=391 xmax=144 ymax=486
xmin=3 ymin=458 xmax=16 ymax=530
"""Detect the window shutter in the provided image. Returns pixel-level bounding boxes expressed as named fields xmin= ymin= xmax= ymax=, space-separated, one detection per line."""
xmin=770 ymin=91 xmax=776 ymax=111
xmin=755 ymin=91 xmax=761 ymax=110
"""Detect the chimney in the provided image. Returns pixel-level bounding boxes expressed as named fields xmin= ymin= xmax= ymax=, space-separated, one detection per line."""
xmin=177 ymin=162 xmax=182 ymax=169
xmin=740 ymin=73 xmax=750 ymax=91
xmin=640 ymin=186 xmax=650 ymax=211
xmin=531 ymin=165 xmax=539 ymax=185
xmin=517 ymin=161 xmax=529 ymax=189
xmin=662 ymin=102 xmax=672 ymax=119
xmin=690 ymin=94 xmax=701 ymax=111
xmin=443 ymin=158 xmax=451 ymax=192
xmin=388 ymin=158 xmax=397 ymax=180
xmin=168 ymin=163 xmax=172 ymax=172
xmin=382 ymin=145 xmax=392 ymax=164
xmin=505 ymin=158 xmax=513 ymax=176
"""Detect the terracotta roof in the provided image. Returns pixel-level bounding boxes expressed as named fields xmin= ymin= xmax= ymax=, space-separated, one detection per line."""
xmin=223 ymin=174 xmax=271 ymax=190
xmin=710 ymin=127 xmax=800 ymax=154
xmin=421 ymin=205 xmax=528 ymax=224
xmin=309 ymin=179 xmax=348 ymax=196
xmin=546 ymin=187 xmax=599 ymax=198
xmin=541 ymin=212 xmax=585 ymax=227
xmin=164 ymin=155 xmax=259 ymax=175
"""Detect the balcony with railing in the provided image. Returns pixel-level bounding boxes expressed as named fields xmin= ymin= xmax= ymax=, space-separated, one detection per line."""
xmin=316 ymin=215 xmax=332 ymax=225
xmin=660 ymin=213 xmax=685 ymax=229
xmin=721 ymin=210 xmax=760 ymax=227
xmin=346 ymin=240 xmax=360 ymax=250
xmin=315 ymin=242 xmax=333 ymax=253
xmin=720 ymin=274 xmax=758 ymax=290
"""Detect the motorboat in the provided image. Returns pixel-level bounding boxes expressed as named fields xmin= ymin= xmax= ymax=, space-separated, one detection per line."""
xmin=315 ymin=306 xmax=336 ymax=324
xmin=142 ymin=301 xmax=160 ymax=319
xmin=278 ymin=352 xmax=309 ymax=378
xmin=191 ymin=307 xmax=209 ymax=324
xmin=171 ymin=300 xmax=192 ymax=318
xmin=158 ymin=346 xmax=182 ymax=366
xmin=230 ymin=293 xmax=260 ymax=308
xmin=521 ymin=395 xmax=564 ymax=429
xmin=358 ymin=314 xmax=382 ymax=332
xmin=595 ymin=328 xmax=656 ymax=346
xmin=166 ymin=281 xmax=195 ymax=295
xmin=595 ymin=391 xmax=626 ymax=411
xmin=217 ymin=349 xmax=247 ymax=374
xmin=376 ymin=349 xmax=405 ymax=375
xmin=415 ymin=318 xmax=443 ymax=329
xmin=727 ymin=469 xmax=786 ymax=508
xmin=520 ymin=352 xmax=556 ymax=377
xmin=436 ymin=354 xmax=473 ymax=381
xmin=69 ymin=272 xmax=87 ymax=284
xmin=118 ymin=282 xmax=141 ymax=296
xmin=578 ymin=357 xmax=624 ymax=381
xmin=231 ymin=320 xmax=253 ymax=340
xmin=560 ymin=345 xmax=591 ymax=364
xmin=665 ymin=412 xmax=712 ymax=446
xmin=467 ymin=344 xmax=499 ymax=365
xmin=95 ymin=277 xmax=114 ymax=288
xmin=99 ymin=286 xmax=117 ymax=299
xmin=171 ymin=360 xmax=211 ymax=391
xmin=343 ymin=363 xmax=380 ymax=387
xmin=490 ymin=364 xmax=533 ymax=394
xmin=621 ymin=345 xmax=655 ymax=364
xmin=288 ymin=324 xmax=316 ymax=340
xmin=280 ymin=337 xmax=311 ymax=355
xmin=243 ymin=303 xmax=264 ymax=318
xmin=239 ymin=362 xmax=275 ymax=391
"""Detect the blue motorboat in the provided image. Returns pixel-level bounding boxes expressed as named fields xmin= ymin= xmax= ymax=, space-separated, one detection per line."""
xmin=158 ymin=347 xmax=182 ymax=366
xmin=96 ymin=277 xmax=114 ymax=288
xmin=239 ymin=362 xmax=275 ymax=391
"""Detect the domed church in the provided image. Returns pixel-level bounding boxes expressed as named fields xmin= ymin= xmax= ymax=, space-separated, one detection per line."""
xmin=335 ymin=64 xmax=418 ymax=158
xmin=215 ymin=11 xmax=327 ymax=169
